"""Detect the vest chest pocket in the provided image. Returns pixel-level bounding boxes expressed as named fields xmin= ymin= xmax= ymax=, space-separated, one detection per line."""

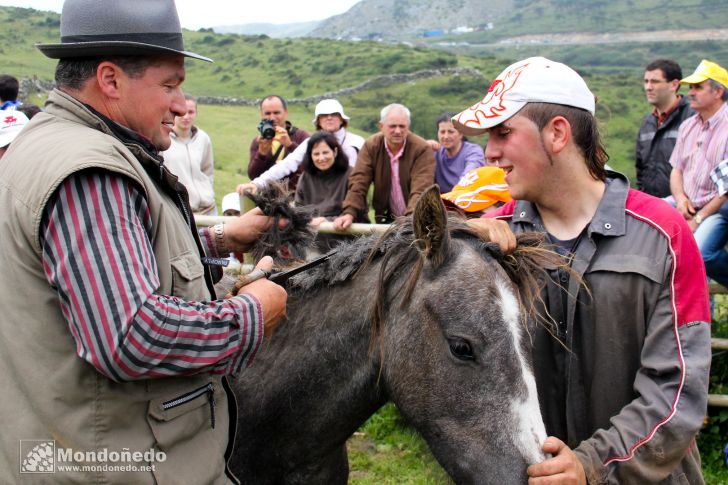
xmin=170 ymin=251 xmax=207 ymax=300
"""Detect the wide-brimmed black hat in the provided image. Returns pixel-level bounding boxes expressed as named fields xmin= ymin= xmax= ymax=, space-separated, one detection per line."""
xmin=36 ymin=0 xmax=212 ymax=62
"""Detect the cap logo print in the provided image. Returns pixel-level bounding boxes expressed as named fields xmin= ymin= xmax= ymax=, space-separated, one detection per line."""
xmin=4 ymin=115 xmax=17 ymax=124
xmin=457 ymin=63 xmax=529 ymax=129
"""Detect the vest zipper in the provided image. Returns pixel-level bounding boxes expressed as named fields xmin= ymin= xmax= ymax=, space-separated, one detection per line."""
xmin=161 ymin=382 xmax=216 ymax=429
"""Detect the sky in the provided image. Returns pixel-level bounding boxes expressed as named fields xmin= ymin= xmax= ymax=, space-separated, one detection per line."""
xmin=0 ymin=0 xmax=362 ymax=29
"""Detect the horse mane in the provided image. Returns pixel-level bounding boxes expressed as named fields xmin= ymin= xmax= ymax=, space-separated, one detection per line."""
xmin=246 ymin=183 xmax=568 ymax=352
xmin=286 ymin=214 xmax=568 ymax=356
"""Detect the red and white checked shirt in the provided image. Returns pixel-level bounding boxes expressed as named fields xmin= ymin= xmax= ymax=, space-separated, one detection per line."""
xmin=669 ymin=102 xmax=728 ymax=208
xmin=40 ymin=171 xmax=264 ymax=382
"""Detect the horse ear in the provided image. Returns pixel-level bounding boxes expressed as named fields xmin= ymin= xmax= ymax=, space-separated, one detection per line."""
xmin=413 ymin=184 xmax=450 ymax=267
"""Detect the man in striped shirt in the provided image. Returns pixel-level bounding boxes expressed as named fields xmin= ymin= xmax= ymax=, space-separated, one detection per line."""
xmin=0 ymin=0 xmax=286 ymax=482
xmin=669 ymin=59 xmax=728 ymax=251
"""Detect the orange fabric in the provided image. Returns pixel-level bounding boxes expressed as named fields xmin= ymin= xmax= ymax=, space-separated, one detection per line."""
xmin=441 ymin=166 xmax=512 ymax=212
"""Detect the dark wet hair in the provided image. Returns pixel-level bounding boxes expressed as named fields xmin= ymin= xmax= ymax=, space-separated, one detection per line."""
xmin=55 ymin=56 xmax=160 ymax=90
xmin=519 ymin=102 xmax=609 ymax=181
xmin=0 ymin=74 xmax=19 ymax=102
xmin=645 ymin=59 xmax=683 ymax=83
xmin=303 ymin=131 xmax=349 ymax=175
xmin=435 ymin=112 xmax=467 ymax=141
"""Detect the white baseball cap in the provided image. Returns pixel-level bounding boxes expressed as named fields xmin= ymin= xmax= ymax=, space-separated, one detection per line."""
xmin=221 ymin=192 xmax=241 ymax=214
xmin=453 ymin=57 xmax=595 ymax=135
xmin=0 ymin=110 xmax=29 ymax=148
xmin=312 ymin=99 xmax=350 ymax=123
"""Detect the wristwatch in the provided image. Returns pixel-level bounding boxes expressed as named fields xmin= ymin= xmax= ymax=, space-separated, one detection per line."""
xmin=695 ymin=213 xmax=703 ymax=225
xmin=212 ymin=223 xmax=230 ymax=254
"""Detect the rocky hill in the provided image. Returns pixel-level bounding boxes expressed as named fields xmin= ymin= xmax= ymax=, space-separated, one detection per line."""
xmin=309 ymin=0 xmax=508 ymax=40
xmin=308 ymin=0 xmax=728 ymax=42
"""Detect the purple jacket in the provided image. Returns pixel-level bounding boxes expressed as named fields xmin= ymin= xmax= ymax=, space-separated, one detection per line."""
xmin=435 ymin=141 xmax=485 ymax=192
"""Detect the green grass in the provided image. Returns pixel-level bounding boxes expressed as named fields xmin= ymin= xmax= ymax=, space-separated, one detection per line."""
xmin=348 ymin=404 xmax=452 ymax=485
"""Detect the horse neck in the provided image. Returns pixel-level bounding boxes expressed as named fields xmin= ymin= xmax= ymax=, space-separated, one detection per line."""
xmin=232 ymin=268 xmax=388 ymax=473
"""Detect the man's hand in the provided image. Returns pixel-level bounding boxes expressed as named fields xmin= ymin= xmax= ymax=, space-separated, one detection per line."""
xmin=309 ymin=216 xmax=327 ymax=227
xmin=236 ymin=256 xmax=287 ymax=337
xmin=466 ymin=217 xmax=517 ymax=254
xmin=676 ymin=196 xmax=696 ymax=220
xmin=223 ymin=207 xmax=282 ymax=253
xmin=236 ymin=182 xmax=258 ymax=196
xmin=333 ymin=213 xmax=354 ymax=231
xmin=275 ymin=126 xmax=292 ymax=148
xmin=257 ymin=135 xmax=273 ymax=156
xmin=527 ymin=437 xmax=586 ymax=485
xmin=426 ymin=139 xmax=441 ymax=151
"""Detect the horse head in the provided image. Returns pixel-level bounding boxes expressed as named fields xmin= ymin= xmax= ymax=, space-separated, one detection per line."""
xmin=372 ymin=185 xmax=554 ymax=484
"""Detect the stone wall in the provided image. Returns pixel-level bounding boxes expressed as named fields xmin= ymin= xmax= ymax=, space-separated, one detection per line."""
xmin=19 ymin=66 xmax=483 ymax=107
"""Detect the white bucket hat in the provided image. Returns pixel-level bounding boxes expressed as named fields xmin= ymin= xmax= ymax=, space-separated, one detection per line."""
xmin=0 ymin=110 xmax=29 ymax=148
xmin=453 ymin=57 xmax=595 ymax=135
xmin=312 ymin=99 xmax=350 ymax=123
xmin=221 ymin=192 xmax=241 ymax=214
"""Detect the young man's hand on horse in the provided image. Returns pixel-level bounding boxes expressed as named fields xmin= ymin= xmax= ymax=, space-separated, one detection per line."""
xmin=223 ymin=207 xmax=287 ymax=253
xmin=466 ymin=217 xmax=517 ymax=254
xmin=526 ymin=437 xmax=587 ymax=485
xmin=236 ymin=256 xmax=287 ymax=337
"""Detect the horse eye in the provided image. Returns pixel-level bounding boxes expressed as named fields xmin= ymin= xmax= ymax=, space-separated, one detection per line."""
xmin=448 ymin=338 xmax=474 ymax=361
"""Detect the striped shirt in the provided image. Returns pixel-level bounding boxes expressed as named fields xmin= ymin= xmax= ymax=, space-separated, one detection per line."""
xmin=40 ymin=170 xmax=264 ymax=382
xmin=669 ymin=102 xmax=728 ymax=208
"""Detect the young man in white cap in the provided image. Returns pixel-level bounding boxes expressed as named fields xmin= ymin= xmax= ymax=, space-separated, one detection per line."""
xmin=247 ymin=94 xmax=309 ymax=189
xmin=463 ymin=57 xmax=710 ymax=484
xmin=0 ymin=0 xmax=286 ymax=482
xmin=237 ymin=98 xmax=364 ymax=193
xmin=0 ymin=109 xmax=28 ymax=159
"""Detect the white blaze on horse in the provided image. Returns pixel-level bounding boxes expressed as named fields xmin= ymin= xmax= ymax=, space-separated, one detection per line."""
xmin=229 ymin=186 xmax=562 ymax=484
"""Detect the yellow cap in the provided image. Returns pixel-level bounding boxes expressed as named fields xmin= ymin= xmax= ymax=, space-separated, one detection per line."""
xmin=680 ymin=59 xmax=728 ymax=87
xmin=441 ymin=166 xmax=512 ymax=212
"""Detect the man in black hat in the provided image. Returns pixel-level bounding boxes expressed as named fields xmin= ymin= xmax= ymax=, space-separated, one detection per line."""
xmin=0 ymin=0 xmax=286 ymax=482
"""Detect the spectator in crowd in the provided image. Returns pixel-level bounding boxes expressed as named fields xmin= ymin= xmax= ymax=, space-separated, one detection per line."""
xmin=295 ymin=131 xmax=363 ymax=225
xmin=462 ymin=56 xmax=710 ymax=484
xmin=428 ymin=112 xmax=485 ymax=193
xmin=0 ymin=74 xmax=21 ymax=110
xmin=0 ymin=109 xmax=29 ymax=159
xmin=237 ymin=99 xmax=364 ymax=194
xmin=333 ymin=103 xmax=436 ymax=228
xmin=669 ymin=59 xmax=728 ymax=248
xmin=0 ymin=0 xmax=286 ymax=482
xmin=636 ymin=59 xmax=694 ymax=198
xmin=161 ymin=93 xmax=217 ymax=215
xmin=247 ymin=94 xmax=309 ymax=189
xmin=221 ymin=191 xmax=242 ymax=217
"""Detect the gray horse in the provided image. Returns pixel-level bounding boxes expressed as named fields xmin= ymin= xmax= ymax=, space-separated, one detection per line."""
xmin=229 ymin=186 xmax=562 ymax=484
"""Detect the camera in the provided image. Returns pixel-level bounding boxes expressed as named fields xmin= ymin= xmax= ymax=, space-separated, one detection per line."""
xmin=258 ymin=119 xmax=276 ymax=140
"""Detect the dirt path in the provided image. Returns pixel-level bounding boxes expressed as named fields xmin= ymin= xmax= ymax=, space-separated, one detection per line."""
xmin=475 ymin=28 xmax=728 ymax=47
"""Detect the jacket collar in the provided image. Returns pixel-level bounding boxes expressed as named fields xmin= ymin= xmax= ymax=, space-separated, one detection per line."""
xmin=511 ymin=171 xmax=630 ymax=238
